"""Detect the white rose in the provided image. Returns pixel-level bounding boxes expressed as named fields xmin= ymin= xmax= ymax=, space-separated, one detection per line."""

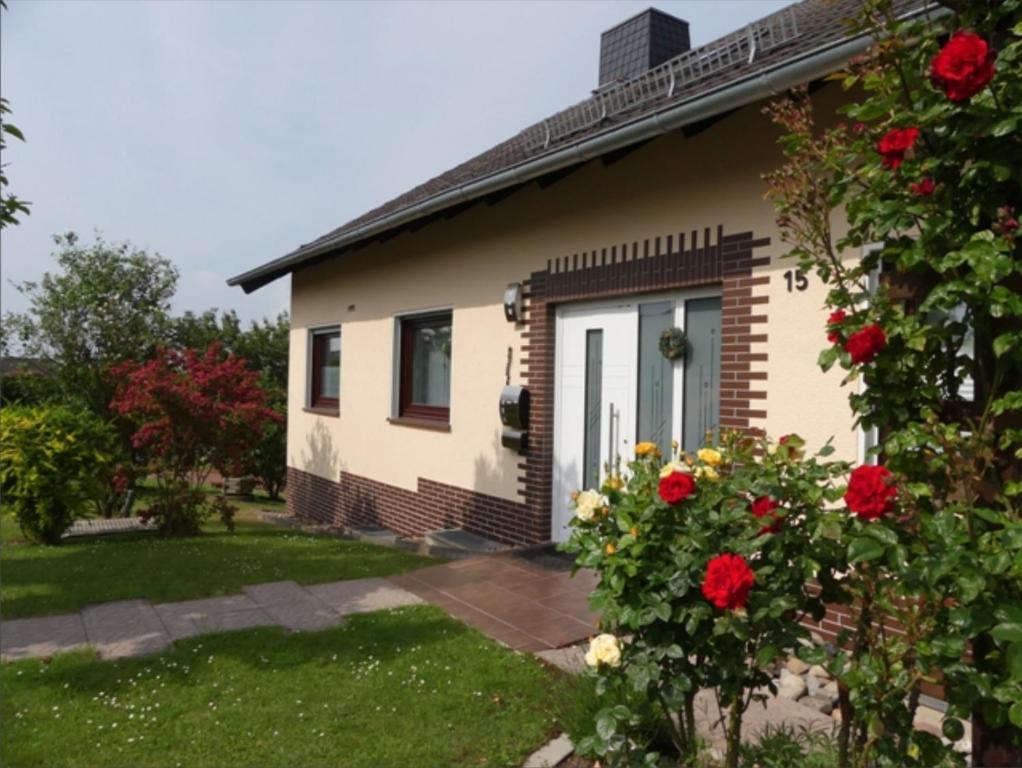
xmin=574 ymin=489 xmax=608 ymax=522
xmin=659 ymin=461 xmax=689 ymax=479
xmin=584 ymin=633 xmax=622 ymax=668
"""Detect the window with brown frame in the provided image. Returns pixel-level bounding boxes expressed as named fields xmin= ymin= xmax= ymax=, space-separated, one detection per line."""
xmin=310 ymin=328 xmax=340 ymax=411
xmin=398 ymin=311 xmax=452 ymax=422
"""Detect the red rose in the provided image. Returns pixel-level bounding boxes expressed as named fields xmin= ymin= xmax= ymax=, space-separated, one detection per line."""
xmin=844 ymin=464 xmax=898 ymax=521
xmin=931 ymin=31 xmax=995 ymax=102
xmin=844 ymin=324 xmax=886 ymax=364
xmin=702 ymin=553 xmax=755 ymax=610
xmin=826 ymin=309 xmax=847 ymax=344
xmin=876 ymin=127 xmax=920 ymax=170
xmin=751 ymin=496 xmax=783 ymax=535
xmin=658 ymin=471 xmax=695 ymax=505
xmin=910 ymin=178 xmax=935 ymax=196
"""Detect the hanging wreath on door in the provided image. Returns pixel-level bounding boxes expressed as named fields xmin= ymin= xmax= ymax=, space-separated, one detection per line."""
xmin=659 ymin=327 xmax=688 ymax=361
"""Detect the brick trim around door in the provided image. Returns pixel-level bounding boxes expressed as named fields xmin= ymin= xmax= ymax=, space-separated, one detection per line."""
xmin=518 ymin=225 xmax=770 ymax=541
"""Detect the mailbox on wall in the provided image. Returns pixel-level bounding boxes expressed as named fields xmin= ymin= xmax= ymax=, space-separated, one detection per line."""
xmin=499 ymin=385 xmax=530 ymax=453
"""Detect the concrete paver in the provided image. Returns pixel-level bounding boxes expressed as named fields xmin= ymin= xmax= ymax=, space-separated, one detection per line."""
xmin=154 ymin=595 xmax=275 ymax=640
xmin=305 ymin=577 xmax=423 ymax=615
xmin=81 ymin=599 xmax=172 ymax=660
xmin=0 ymin=613 xmax=88 ymax=661
xmin=523 ymin=733 xmax=574 ymax=768
xmin=242 ymin=580 xmax=343 ymax=631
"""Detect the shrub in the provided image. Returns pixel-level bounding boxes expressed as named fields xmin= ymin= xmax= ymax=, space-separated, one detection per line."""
xmin=765 ymin=1 xmax=1022 ymax=764
xmin=0 ymin=405 xmax=116 ymax=544
xmin=562 ymin=432 xmax=847 ymax=768
xmin=110 ymin=344 xmax=280 ymax=535
xmin=739 ymin=723 xmax=839 ymax=768
xmin=242 ymin=378 xmax=286 ymax=501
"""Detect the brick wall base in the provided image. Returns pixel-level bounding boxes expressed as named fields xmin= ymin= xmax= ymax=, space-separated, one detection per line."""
xmin=286 ymin=466 xmax=544 ymax=546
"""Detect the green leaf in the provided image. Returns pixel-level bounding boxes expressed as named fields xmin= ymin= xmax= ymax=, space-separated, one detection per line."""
xmin=653 ymin=602 xmax=671 ymax=622
xmin=796 ymin=644 xmax=827 ymax=665
xmin=996 ymin=605 xmax=1022 ymax=625
xmin=993 ymin=333 xmax=1018 ymax=358
xmin=991 ymin=116 xmax=1020 ymax=137
xmin=1011 ymin=701 xmax=1022 ymax=729
xmin=756 ymin=644 xmax=780 ymax=668
xmin=1006 ymin=644 xmax=1022 ymax=682
xmin=848 ymin=535 xmax=885 ymax=563
xmin=596 ymin=710 xmax=617 ymax=740
xmin=818 ymin=345 xmax=840 ymax=372
xmin=992 ymin=623 xmax=1022 ymax=643
xmin=864 ymin=524 xmax=898 ymax=546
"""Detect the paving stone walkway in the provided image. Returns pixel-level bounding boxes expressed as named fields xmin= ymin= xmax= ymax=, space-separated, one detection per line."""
xmin=0 ymin=577 xmax=422 ymax=662
xmin=388 ymin=547 xmax=599 ymax=652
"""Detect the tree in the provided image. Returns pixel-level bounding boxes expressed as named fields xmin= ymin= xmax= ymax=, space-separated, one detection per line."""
xmin=169 ymin=309 xmax=289 ymax=497
xmin=766 ymin=2 xmax=1021 ymax=765
xmin=169 ymin=308 xmax=289 ymax=390
xmin=243 ymin=373 xmax=287 ymax=500
xmin=0 ymin=97 xmax=31 ymax=229
xmin=1 ymin=1 xmax=30 ymax=228
xmin=4 ymin=232 xmax=178 ymax=416
xmin=168 ymin=309 xmax=243 ymax=360
xmin=110 ymin=344 xmax=281 ymax=535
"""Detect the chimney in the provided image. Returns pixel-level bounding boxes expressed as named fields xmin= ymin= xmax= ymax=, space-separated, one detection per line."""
xmin=598 ymin=8 xmax=691 ymax=88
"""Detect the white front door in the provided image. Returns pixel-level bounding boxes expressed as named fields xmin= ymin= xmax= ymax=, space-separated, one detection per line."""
xmin=551 ymin=293 xmax=721 ymax=542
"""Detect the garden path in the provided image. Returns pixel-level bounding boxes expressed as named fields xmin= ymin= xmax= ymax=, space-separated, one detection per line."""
xmin=0 ymin=577 xmax=421 ymax=661
xmin=387 ymin=547 xmax=600 ymax=652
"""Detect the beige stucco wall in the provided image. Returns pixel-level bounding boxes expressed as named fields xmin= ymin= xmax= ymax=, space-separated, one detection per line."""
xmin=287 ymin=85 xmax=860 ymax=504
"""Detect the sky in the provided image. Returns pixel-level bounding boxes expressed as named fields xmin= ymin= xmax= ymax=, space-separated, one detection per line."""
xmin=1 ymin=0 xmax=792 ymax=327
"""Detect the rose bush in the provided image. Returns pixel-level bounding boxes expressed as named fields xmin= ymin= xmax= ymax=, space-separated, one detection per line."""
xmin=766 ymin=1 xmax=1022 ymax=765
xmin=563 ymin=431 xmax=848 ymax=768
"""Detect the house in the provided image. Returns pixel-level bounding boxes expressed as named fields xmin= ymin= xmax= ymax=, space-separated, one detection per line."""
xmin=228 ymin=0 xmax=924 ymax=548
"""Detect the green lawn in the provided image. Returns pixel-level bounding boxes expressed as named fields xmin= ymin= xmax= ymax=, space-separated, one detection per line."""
xmin=1 ymin=605 xmax=568 ymax=768
xmin=1 ymin=501 xmax=435 ymax=618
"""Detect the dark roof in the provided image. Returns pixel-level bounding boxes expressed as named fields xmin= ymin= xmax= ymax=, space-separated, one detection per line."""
xmin=230 ymin=0 xmax=923 ymax=292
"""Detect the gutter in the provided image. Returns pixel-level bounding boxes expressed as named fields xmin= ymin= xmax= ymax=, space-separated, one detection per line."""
xmin=228 ymin=5 xmax=936 ymax=294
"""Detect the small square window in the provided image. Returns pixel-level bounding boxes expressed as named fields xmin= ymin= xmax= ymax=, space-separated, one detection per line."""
xmin=398 ymin=311 xmax=452 ymax=422
xmin=310 ymin=328 xmax=340 ymax=410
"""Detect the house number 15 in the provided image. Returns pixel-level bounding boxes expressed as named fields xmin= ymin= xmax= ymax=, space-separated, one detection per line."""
xmin=783 ymin=269 xmax=809 ymax=292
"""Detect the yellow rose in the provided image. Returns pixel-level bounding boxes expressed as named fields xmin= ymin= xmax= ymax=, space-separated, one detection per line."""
xmin=697 ymin=448 xmax=723 ymax=467
xmin=603 ymin=475 xmax=624 ymax=491
xmin=629 ymin=526 xmax=639 ymax=538
xmin=659 ymin=460 xmax=688 ymax=478
xmin=604 ymin=542 xmax=616 ymax=555
xmin=694 ymin=465 xmax=720 ymax=482
xmin=584 ymin=633 xmax=622 ymax=668
xmin=635 ymin=441 xmax=660 ymax=457
xmin=573 ymin=489 xmax=608 ymax=522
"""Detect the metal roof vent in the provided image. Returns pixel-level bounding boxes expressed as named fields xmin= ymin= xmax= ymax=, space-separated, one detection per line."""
xmin=599 ymin=8 xmax=691 ymax=88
